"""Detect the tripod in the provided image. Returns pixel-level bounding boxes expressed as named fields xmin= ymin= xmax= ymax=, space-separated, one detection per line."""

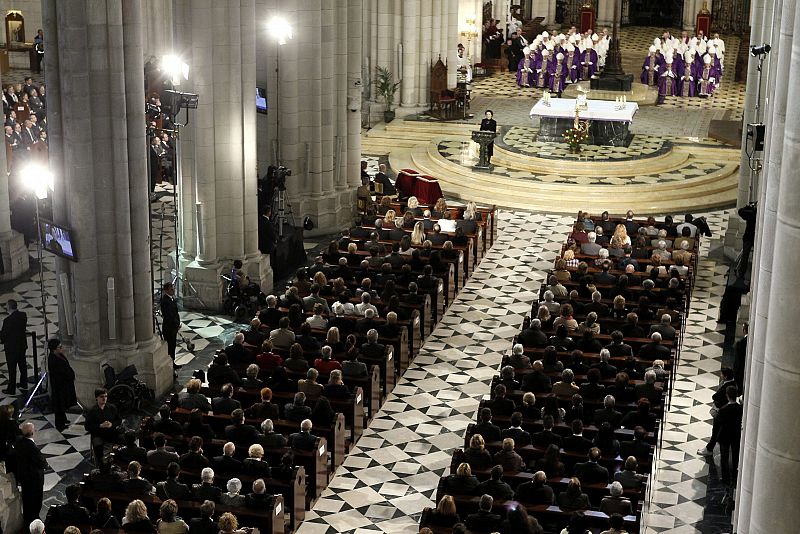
xmin=271 ymin=188 xmax=295 ymax=239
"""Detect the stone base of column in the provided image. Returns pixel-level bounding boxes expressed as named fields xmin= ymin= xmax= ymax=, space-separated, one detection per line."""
xmin=295 ymin=189 xmax=358 ymax=237
xmin=0 ymin=467 xmax=23 ymax=534
xmin=69 ymin=336 xmax=172 ymax=407
xmin=181 ymin=259 xmax=226 ymax=312
xmin=0 ymin=231 xmax=30 ymax=282
xmin=243 ymin=252 xmax=273 ymax=295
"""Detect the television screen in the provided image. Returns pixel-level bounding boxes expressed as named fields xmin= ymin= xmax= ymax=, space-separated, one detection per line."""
xmin=256 ymin=86 xmax=267 ymax=114
xmin=39 ymin=219 xmax=78 ymax=262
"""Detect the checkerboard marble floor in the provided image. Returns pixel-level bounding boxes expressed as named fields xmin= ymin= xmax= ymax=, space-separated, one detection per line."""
xmin=294 ymin=208 xmax=735 ymax=534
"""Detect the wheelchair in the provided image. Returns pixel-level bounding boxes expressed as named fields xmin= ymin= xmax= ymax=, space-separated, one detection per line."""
xmin=221 ymin=274 xmax=264 ymax=321
xmin=102 ymin=363 xmax=153 ymax=414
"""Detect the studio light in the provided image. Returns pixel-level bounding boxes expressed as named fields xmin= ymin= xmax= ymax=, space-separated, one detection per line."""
xmin=162 ymin=54 xmax=190 ymax=85
xmin=267 ymin=16 xmax=293 ymax=45
xmin=750 ymin=44 xmax=771 ymax=56
xmin=22 ymin=163 xmax=54 ymax=200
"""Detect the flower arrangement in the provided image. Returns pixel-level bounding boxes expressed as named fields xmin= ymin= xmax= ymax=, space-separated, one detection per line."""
xmin=563 ymin=127 xmax=588 ymax=152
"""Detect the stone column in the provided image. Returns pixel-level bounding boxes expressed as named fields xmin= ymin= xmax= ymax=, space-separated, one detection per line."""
xmin=256 ymin=0 xmax=360 ymax=235
xmin=43 ymin=0 xmax=171 ymax=403
xmin=597 ymin=0 xmax=615 ymax=27
xmin=142 ymin=0 xmax=174 ymax=60
xmin=175 ymin=0 xmax=269 ymax=309
xmin=418 ymin=0 xmax=432 ymax=107
xmin=736 ymin=0 xmax=793 ymax=530
xmin=0 ymin=69 xmax=29 ymax=283
xmin=401 ymin=0 xmax=421 ymax=107
xmin=448 ymin=0 xmax=460 ymax=86
xmin=739 ymin=3 xmax=800 ymax=531
xmin=683 ymin=0 xmax=699 ymax=31
xmin=532 ymin=0 xmax=556 ymax=25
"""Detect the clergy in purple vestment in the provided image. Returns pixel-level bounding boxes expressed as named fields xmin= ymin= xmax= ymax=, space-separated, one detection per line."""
xmin=641 ymin=46 xmax=659 ymax=85
xmin=548 ymin=52 xmax=568 ymax=94
xmin=679 ymin=51 xmax=696 ymax=97
xmin=697 ymin=55 xmax=719 ymax=97
xmin=657 ymin=57 xmax=678 ymax=104
xmin=581 ymin=43 xmax=598 ymax=79
xmin=516 ymin=47 xmax=534 ymax=87
xmin=566 ymin=44 xmax=580 ymax=82
xmin=535 ymin=49 xmax=550 ymax=88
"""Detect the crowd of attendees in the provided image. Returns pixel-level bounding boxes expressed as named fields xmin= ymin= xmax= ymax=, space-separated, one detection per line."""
xmin=421 ymin=210 xmax=708 ymax=534
xmin=3 ymin=77 xmax=47 ymax=167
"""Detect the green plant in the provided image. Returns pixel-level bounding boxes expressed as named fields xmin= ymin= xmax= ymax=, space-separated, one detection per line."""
xmin=373 ymin=66 xmax=401 ymax=112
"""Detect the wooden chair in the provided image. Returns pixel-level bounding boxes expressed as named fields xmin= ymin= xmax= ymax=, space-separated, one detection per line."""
xmin=428 ymin=58 xmax=456 ymax=119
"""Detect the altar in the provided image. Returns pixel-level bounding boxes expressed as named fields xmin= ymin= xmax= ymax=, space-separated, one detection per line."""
xmin=530 ymin=97 xmax=639 ymax=147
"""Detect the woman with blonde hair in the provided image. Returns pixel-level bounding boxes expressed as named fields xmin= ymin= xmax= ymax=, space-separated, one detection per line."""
xmin=426 ymin=494 xmax=461 ymax=528
xmin=383 ymin=209 xmax=396 ymax=226
xmin=402 ymin=210 xmax=416 ymax=229
xmin=312 ymin=270 xmax=328 ymax=289
xmin=463 ymin=433 xmax=493 ymax=469
xmin=611 ymin=295 xmax=627 ymax=318
xmin=123 ymin=499 xmax=156 ymax=531
xmin=553 ymin=258 xmax=571 ymax=283
xmin=410 ymin=221 xmax=426 ymax=245
xmin=562 ymin=248 xmax=579 ymax=268
xmin=464 ymin=200 xmax=481 ymax=220
xmin=610 ymin=224 xmax=631 ymax=249
xmin=407 ymin=196 xmax=423 ymax=216
xmin=537 ymin=304 xmax=554 ymax=330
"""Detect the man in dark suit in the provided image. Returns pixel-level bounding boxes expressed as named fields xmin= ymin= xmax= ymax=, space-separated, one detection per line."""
xmin=213 ymin=442 xmax=243 ymax=471
xmin=224 ymin=332 xmax=252 ymax=364
xmin=84 ymin=388 xmax=122 ymax=462
xmin=156 ymin=462 xmax=193 ymax=501
xmin=258 ymin=295 xmax=282 ymax=327
xmin=594 ymin=261 xmax=617 ymax=285
xmin=583 ymin=291 xmax=609 ymax=317
xmin=360 ymin=329 xmax=386 ymax=360
xmin=517 ymin=318 xmax=549 ymax=348
xmin=637 ymin=332 xmax=671 ymax=361
xmin=473 ymin=407 xmax=502 ymax=443
xmin=160 ymin=282 xmax=181 ymax=371
xmin=531 ymin=415 xmax=562 ymax=449
xmin=378 ymin=312 xmax=403 ymax=339
xmin=356 ymin=309 xmax=381 ymax=335
xmin=562 ymin=419 xmax=592 ymax=454
xmin=224 ymin=409 xmax=261 ymax=443
xmin=713 ymin=386 xmax=743 ymax=485
xmin=193 ymin=467 xmax=223 ymax=502
xmin=121 ymin=461 xmax=154 ymax=494
xmin=522 ymin=360 xmax=552 ymax=393
xmin=188 ymin=500 xmax=218 ymax=534
xmin=475 ymin=466 xmax=514 ymax=500
xmin=15 ymin=422 xmax=48 ymax=523
xmin=501 ymin=412 xmax=531 ymax=446
xmin=374 ymin=164 xmax=396 ymax=195
xmin=606 ymin=330 xmax=634 ymax=358
xmin=634 ymin=370 xmax=664 ymax=404
xmin=620 ymin=426 xmax=651 ymax=459
xmin=179 ymin=436 xmax=212 ymax=469
xmin=115 ymin=430 xmax=148 ymax=464
xmin=386 ymin=222 xmax=405 ymax=243
xmin=514 ymin=470 xmax=555 ymax=504
xmin=574 ymin=447 xmax=610 ymax=484
xmin=51 ymin=483 xmax=91 ymax=524
xmin=152 ymin=405 xmax=184 ymax=436
xmin=284 ymin=392 xmax=312 ymax=422
xmin=147 ymin=433 xmax=180 ymax=467
xmin=480 ymin=110 xmax=497 ymax=162
xmin=289 ymin=419 xmax=318 ymax=451
xmin=207 ymin=353 xmax=242 ymax=387
xmin=711 ymin=368 xmax=737 ymax=410
xmin=593 ymin=395 xmax=623 ymax=429
xmin=465 ymin=494 xmax=502 ymax=532
xmin=341 ymin=353 xmax=369 ymax=379
xmin=1 ymin=299 xmax=28 ymax=394
xmin=487 ymin=384 xmax=516 ymax=416
xmin=212 ymin=383 xmax=242 ymax=416
xmin=590 ymin=349 xmax=618 ymax=379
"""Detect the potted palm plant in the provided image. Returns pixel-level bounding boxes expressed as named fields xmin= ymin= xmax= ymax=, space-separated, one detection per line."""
xmin=374 ymin=66 xmax=401 ymax=123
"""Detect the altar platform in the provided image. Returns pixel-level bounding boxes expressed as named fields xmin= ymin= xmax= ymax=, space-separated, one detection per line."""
xmin=530 ymin=97 xmax=640 ymax=147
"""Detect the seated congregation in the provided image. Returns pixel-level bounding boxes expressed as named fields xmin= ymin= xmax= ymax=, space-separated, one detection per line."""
xmin=419 ymin=210 xmax=703 ymax=534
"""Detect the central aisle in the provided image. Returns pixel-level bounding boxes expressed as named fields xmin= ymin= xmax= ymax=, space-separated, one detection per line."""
xmin=296 ymin=211 xmax=565 ymax=533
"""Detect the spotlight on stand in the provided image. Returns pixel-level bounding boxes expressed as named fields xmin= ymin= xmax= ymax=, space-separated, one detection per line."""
xmin=267 ymin=16 xmax=293 ymax=45
xmin=164 ymin=90 xmax=199 ymax=114
xmin=750 ymin=43 xmax=771 ymax=56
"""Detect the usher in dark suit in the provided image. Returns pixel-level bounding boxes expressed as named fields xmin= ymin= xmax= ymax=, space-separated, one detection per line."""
xmin=1 ymin=307 xmax=28 ymax=392
xmin=15 ymin=434 xmax=48 ymax=523
xmin=160 ymin=292 xmax=180 ymax=362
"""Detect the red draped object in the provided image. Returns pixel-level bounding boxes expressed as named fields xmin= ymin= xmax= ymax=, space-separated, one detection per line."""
xmin=396 ymin=168 xmax=444 ymax=205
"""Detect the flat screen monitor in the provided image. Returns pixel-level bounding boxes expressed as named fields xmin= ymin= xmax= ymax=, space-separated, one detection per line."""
xmin=256 ymin=86 xmax=267 ymax=114
xmin=39 ymin=219 xmax=78 ymax=262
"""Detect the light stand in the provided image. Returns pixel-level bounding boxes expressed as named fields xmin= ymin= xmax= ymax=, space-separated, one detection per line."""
xmin=20 ymin=164 xmax=54 ymax=412
xmin=745 ymin=45 xmax=770 ymax=203
xmin=160 ymin=54 xmax=194 ymax=300
xmin=267 ymin=16 xmax=293 ymax=166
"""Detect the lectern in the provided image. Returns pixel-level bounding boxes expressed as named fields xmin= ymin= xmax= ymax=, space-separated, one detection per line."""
xmin=471 ymin=130 xmax=496 ymax=171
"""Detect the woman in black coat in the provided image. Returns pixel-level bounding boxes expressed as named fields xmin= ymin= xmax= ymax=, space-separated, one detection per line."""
xmin=48 ymin=338 xmax=77 ymax=431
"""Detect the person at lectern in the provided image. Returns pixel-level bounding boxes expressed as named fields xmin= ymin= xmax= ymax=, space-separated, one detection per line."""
xmin=480 ymin=110 xmax=497 ymax=163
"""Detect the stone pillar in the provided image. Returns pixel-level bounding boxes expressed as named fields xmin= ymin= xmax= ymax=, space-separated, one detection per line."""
xmin=532 ymin=0 xmax=556 ymax=25
xmin=739 ymin=3 xmax=800 ymax=530
xmin=0 ymin=70 xmax=29 ymax=283
xmin=401 ymin=0 xmax=420 ymax=107
xmin=43 ymin=0 xmax=171 ymax=403
xmin=597 ymin=0 xmax=615 ymax=27
xmin=256 ymin=0 xmax=360 ymax=236
xmin=683 ymin=0 xmax=699 ymax=31
xmin=736 ymin=0 xmax=794 ymax=530
xmin=448 ymin=0 xmax=460 ymax=86
xmin=175 ymin=0 xmax=270 ymax=309
xmin=418 ymin=0 xmax=432 ymax=107
xmin=142 ymin=0 xmax=174 ymax=60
